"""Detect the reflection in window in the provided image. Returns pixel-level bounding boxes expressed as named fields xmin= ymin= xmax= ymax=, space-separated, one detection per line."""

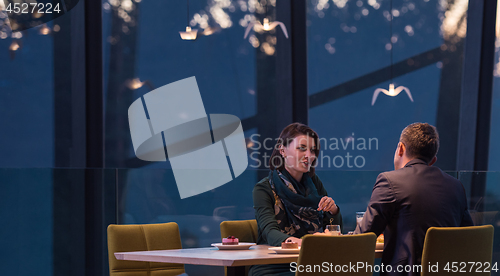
xmin=0 ymin=8 xmax=60 ymax=167
xmin=103 ymin=0 xmax=280 ymax=168
xmin=489 ymin=0 xmax=500 ymax=170
xmin=307 ymin=0 xmax=468 ymax=171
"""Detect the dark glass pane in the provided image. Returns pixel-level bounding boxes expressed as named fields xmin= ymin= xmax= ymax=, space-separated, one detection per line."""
xmin=103 ymin=0 xmax=279 ymax=168
xmin=307 ymin=0 xmax=467 ymax=171
xmin=490 ymin=1 xmax=500 ymax=171
xmin=458 ymin=172 xmax=500 ymax=273
xmin=116 ymin=168 xmax=258 ymax=275
xmin=0 ymin=18 xmax=55 ymax=167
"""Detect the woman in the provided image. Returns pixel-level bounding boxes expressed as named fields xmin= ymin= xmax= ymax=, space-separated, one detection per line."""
xmin=249 ymin=123 xmax=343 ymax=276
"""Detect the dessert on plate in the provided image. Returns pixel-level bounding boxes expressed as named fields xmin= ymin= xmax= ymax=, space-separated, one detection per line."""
xmin=376 ymin=234 xmax=384 ymax=250
xmin=376 ymin=234 xmax=384 ymax=243
xmin=281 ymin=239 xmax=299 ymax=249
xmin=222 ymin=236 xmax=239 ymax=245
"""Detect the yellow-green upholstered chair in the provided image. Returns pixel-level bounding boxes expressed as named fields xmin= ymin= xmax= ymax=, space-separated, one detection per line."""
xmin=219 ymin=219 xmax=258 ymax=276
xmin=107 ymin=222 xmax=185 ymax=276
xmin=421 ymin=225 xmax=494 ymax=276
xmin=296 ymin=233 xmax=377 ymax=276
xmin=220 ymin=219 xmax=258 ymax=243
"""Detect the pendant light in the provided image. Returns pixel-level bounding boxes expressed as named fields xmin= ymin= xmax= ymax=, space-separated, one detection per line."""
xmin=179 ymin=0 xmax=198 ymax=40
xmin=243 ymin=2 xmax=288 ymax=39
xmin=372 ymin=0 xmax=413 ymax=106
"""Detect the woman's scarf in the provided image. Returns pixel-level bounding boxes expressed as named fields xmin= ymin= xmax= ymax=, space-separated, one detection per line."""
xmin=268 ymin=169 xmax=324 ymax=237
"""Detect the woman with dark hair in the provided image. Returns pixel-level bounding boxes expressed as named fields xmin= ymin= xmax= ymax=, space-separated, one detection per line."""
xmin=249 ymin=123 xmax=343 ymax=276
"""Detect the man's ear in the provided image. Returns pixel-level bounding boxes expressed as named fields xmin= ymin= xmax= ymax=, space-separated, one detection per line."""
xmin=428 ymin=156 xmax=437 ymax=166
xmin=398 ymin=142 xmax=405 ymax=157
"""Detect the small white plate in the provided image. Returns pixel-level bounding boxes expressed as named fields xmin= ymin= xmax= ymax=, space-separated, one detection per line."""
xmin=268 ymin=246 xmax=301 ymax=254
xmin=211 ymin=242 xmax=256 ymax=250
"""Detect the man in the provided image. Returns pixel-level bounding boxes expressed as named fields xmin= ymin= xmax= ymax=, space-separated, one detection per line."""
xmin=355 ymin=122 xmax=473 ymax=275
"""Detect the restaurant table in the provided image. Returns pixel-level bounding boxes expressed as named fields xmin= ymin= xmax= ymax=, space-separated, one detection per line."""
xmin=115 ymin=244 xmax=384 ymax=276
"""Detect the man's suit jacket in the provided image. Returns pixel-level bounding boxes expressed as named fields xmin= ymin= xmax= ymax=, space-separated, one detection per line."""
xmin=355 ymin=159 xmax=473 ymax=275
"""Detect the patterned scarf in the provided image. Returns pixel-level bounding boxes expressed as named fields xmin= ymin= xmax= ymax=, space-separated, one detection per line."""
xmin=268 ymin=169 xmax=324 ymax=238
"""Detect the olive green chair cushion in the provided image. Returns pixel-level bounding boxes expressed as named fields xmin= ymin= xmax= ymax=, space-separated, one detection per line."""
xmin=220 ymin=219 xmax=258 ymax=242
xmin=219 ymin=219 xmax=258 ymax=276
xmin=296 ymin=233 xmax=377 ymax=276
xmin=107 ymin=222 xmax=185 ymax=276
xmin=421 ymin=225 xmax=494 ymax=276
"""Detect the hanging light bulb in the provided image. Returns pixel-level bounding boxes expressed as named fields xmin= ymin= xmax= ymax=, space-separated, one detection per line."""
xmin=126 ymin=78 xmax=155 ymax=90
xmin=39 ymin=24 xmax=51 ymax=35
xmin=9 ymin=41 xmax=21 ymax=60
xmin=244 ymin=17 xmax=288 ymax=39
xmin=243 ymin=3 xmax=288 ymax=39
xmin=372 ymin=83 xmax=413 ymax=105
xmin=9 ymin=41 xmax=20 ymax=51
xmin=200 ymin=26 xmax=219 ymax=36
xmin=262 ymin=18 xmax=270 ymax=31
xmin=388 ymin=83 xmax=396 ymax=96
xmin=126 ymin=78 xmax=145 ymax=90
xmin=179 ymin=26 xmax=198 ymax=40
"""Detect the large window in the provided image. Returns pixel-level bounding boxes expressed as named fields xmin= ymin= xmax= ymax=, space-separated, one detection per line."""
xmin=1 ymin=1 xmax=499 ymax=276
xmin=307 ymin=0 xmax=467 ymax=171
xmin=103 ymin=0 xmax=267 ymax=168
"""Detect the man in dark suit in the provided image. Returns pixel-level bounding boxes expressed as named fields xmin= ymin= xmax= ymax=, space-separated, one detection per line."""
xmin=355 ymin=123 xmax=473 ymax=275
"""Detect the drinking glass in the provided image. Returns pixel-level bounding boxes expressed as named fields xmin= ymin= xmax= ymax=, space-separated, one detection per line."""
xmin=356 ymin=212 xmax=365 ymax=228
xmin=326 ymin=225 xmax=341 ymax=236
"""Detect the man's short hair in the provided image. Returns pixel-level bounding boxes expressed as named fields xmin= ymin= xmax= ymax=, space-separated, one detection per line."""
xmin=400 ymin=123 xmax=439 ymax=163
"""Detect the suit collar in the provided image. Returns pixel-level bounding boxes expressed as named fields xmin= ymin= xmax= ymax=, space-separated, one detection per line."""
xmin=404 ymin=159 xmax=428 ymax=168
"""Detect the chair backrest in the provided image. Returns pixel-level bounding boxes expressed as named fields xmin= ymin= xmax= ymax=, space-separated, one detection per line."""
xmin=421 ymin=225 xmax=494 ymax=276
xmin=107 ymin=222 xmax=185 ymax=276
xmin=219 ymin=220 xmax=258 ymax=276
xmin=220 ymin=219 xmax=258 ymax=243
xmin=296 ymin=233 xmax=377 ymax=276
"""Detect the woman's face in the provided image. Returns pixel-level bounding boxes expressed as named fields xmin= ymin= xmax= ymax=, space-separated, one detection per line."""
xmin=280 ymin=135 xmax=317 ymax=176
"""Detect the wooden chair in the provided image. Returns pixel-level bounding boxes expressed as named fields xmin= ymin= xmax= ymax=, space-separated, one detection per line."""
xmin=107 ymin=222 xmax=185 ymax=276
xmin=296 ymin=233 xmax=377 ymax=276
xmin=220 ymin=219 xmax=258 ymax=276
xmin=421 ymin=225 xmax=494 ymax=276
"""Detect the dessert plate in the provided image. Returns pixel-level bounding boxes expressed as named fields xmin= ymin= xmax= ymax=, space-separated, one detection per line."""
xmin=268 ymin=246 xmax=301 ymax=254
xmin=211 ymin=243 xmax=256 ymax=250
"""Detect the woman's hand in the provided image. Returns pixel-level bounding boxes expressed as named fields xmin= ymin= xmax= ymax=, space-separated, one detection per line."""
xmin=318 ymin=196 xmax=339 ymax=215
xmin=285 ymin=237 xmax=302 ymax=246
